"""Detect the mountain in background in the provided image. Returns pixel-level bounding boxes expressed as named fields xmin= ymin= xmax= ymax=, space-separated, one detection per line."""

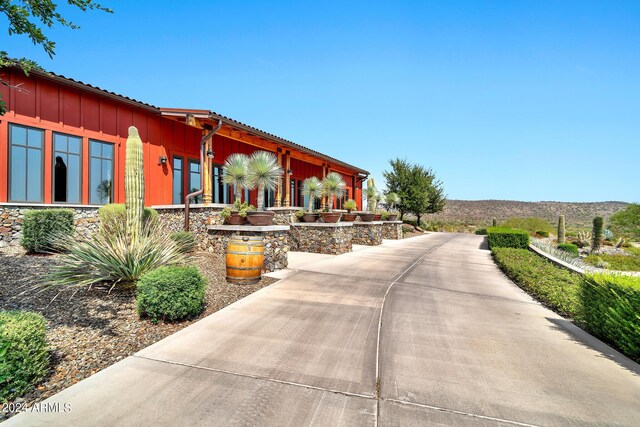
xmin=423 ymin=200 xmax=629 ymax=229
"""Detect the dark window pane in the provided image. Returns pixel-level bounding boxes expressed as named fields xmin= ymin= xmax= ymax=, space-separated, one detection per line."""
xmin=27 ymin=148 xmax=42 ymax=201
xmin=10 ymin=146 xmax=27 ymax=201
xmin=54 ymin=154 xmax=68 ymax=202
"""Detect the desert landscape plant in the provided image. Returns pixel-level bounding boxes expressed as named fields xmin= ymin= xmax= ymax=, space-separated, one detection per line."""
xmin=365 ymin=178 xmax=377 ymax=213
xmin=246 ymin=151 xmax=283 ymax=211
xmin=125 ymin=126 xmax=145 ymax=242
xmin=344 ymin=199 xmax=357 ymax=213
xmin=592 ymin=216 xmax=604 ymax=252
xmin=386 ymin=192 xmax=400 ymax=211
xmin=21 ymin=209 xmax=74 ymax=253
xmin=609 ymin=203 xmax=640 ymax=241
xmin=321 ymin=172 xmax=346 ymax=211
xmin=558 ymin=215 xmax=566 ymax=244
xmin=222 ymin=153 xmax=249 ymax=202
xmin=302 ymin=177 xmax=323 ymax=213
xmin=486 ymin=227 xmax=530 ymax=249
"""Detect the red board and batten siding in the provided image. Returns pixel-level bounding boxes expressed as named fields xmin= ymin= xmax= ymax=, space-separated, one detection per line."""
xmin=0 ymin=69 xmax=363 ymax=208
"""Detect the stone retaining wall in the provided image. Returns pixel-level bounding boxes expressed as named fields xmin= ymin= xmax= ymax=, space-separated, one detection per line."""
xmin=206 ymin=225 xmax=289 ymax=272
xmin=352 ymin=222 xmax=383 ymax=246
xmin=268 ymin=207 xmax=302 ymax=226
xmin=381 ymin=221 xmax=403 ymax=240
xmin=153 ymin=204 xmax=226 ymax=251
xmin=289 ymin=223 xmax=353 ymax=255
xmin=0 ymin=204 xmax=100 ymax=247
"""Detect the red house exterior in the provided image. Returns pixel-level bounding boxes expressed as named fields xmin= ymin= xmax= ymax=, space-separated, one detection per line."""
xmin=0 ymin=68 xmax=367 ymax=210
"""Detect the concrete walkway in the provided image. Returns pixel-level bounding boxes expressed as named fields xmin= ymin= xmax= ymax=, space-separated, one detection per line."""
xmin=7 ymin=234 xmax=640 ymax=426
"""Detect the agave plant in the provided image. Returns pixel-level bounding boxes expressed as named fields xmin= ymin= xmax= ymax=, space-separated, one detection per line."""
xmin=322 ymin=172 xmax=346 ymax=211
xmin=302 ymin=177 xmax=323 ymax=213
xmin=386 ymin=192 xmax=400 ymax=211
xmin=246 ymin=150 xmax=283 ymax=211
xmin=223 ymin=153 xmax=249 ymax=203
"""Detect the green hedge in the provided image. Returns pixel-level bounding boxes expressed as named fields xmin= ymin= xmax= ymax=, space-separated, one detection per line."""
xmin=475 ymin=228 xmax=487 ymax=235
xmin=580 ymin=274 xmax=640 ymax=362
xmin=491 ymin=248 xmax=581 ymax=317
xmin=486 ymin=227 xmax=530 ymax=249
xmin=21 ymin=209 xmax=74 ymax=253
xmin=98 ymin=204 xmax=158 ymax=227
xmin=0 ymin=311 xmax=50 ymax=401
xmin=137 ymin=266 xmax=207 ymax=322
xmin=557 ymin=243 xmax=579 ymax=257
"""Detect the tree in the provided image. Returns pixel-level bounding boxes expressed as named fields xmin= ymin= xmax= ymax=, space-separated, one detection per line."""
xmin=382 ymin=158 xmax=412 ymax=219
xmin=1 ymin=0 xmax=112 ymax=114
xmin=609 ymin=203 xmax=640 ymax=241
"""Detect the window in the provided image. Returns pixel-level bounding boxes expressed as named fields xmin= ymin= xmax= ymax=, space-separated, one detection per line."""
xmin=297 ymin=180 xmax=304 ymax=208
xmin=290 ymin=179 xmax=296 ymax=207
xmin=89 ymin=140 xmax=114 ymax=205
xmin=212 ymin=165 xmax=230 ymax=204
xmin=172 ymin=156 xmax=184 ymax=204
xmin=188 ymin=159 xmax=201 ymax=204
xmin=9 ymin=124 xmax=44 ymax=202
xmin=263 ymin=188 xmax=275 ymax=208
xmin=53 ymin=133 xmax=82 ymax=203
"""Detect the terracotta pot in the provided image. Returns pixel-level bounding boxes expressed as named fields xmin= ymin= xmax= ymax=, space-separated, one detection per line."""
xmin=373 ymin=214 xmax=382 ymax=221
xmin=359 ymin=213 xmax=375 ymax=222
xmin=246 ymin=211 xmax=275 ymax=226
xmin=302 ymin=213 xmax=320 ymax=223
xmin=321 ymin=212 xmax=342 ymax=223
xmin=342 ymin=213 xmax=357 ymax=222
xmin=387 ymin=214 xmax=398 ymax=221
xmin=226 ymin=211 xmax=247 ymax=225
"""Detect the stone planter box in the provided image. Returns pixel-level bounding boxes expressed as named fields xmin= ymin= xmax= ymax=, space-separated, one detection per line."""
xmin=206 ymin=225 xmax=290 ymax=273
xmin=154 ymin=204 xmax=227 ymax=251
xmin=352 ymin=221 xmax=383 ymax=246
xmin=381 ymin=221 xmax=403 ymax=240
xmin=289 ymin=222 xmax=353 ymax=255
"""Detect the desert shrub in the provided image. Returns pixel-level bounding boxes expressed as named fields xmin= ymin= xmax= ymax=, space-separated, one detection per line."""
xmin=535 ymin=230 xmax=549 ymax=238
xmin=491 ymin=248 xmax=581 ymax=317
xmin=169 ymin=231 xmax=197 ymax=253
xmin=626 ymin=247 xmax=640 ymax=256
xmin=475 ymin=228 xmax=487 ymax=235
xmin=501 ymin=217 xmax=554 ymax=235
xmin=137 ymin=266 xmax=207 ymax=322
xmin=609 ymin=204 xmax=640 ymax=241
xmin=403 ymin=219 xmax=428 ymax=229
xmin=45 ymin=220 xmax=187 ymax=289
xmin=580 ymin=274 xmax=640 ymax=362
xmin=0 ymin=311 xmax=49 ymax=401
xmin=486 ymin=227 xmax=530 ymax=249
xmin=21 ymin=209 xmax=74 ymax=253
xmin=98 ymin=204 xmax=158 ymax=228
xmin=592 ymin=217 xmax=604 ymax=252
xmin=584 ymin=253 xmax=640 ymax=272
xmin=557 ymin=243 xmax=579 ymax=257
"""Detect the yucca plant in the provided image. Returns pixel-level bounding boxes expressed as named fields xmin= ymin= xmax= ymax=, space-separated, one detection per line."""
xmin=45 ymin=220 xmax=188 ymax=290
xmin=321 ymin=172 xmax=346 ymax=211
xmin=386 ymin=192 xmax=400 ymax=211
xmin=344 ymin=199 xmax=357 ymax=213
xmin=365 ymin=178 xmax=377 ymax=213
xmin=222 ymin=153 xmax=249 ymax=203
xmin=302 ymin=177 xmax=323 ymax=213
xmin=246 ymin=151 xmax=283 ymax=211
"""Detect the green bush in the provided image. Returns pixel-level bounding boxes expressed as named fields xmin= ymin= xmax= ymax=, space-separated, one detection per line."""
xmin=609 ymin=204 xmax=640 ymax=241
xmin=501 ymin=217 xmax=554 ymax=235
xmin=98 ymin=204 xmax=158 ymax=228
xmin=557 ymin=243 xmax=579 ymax=257
xmin=535 ymin=230 xmax=549 ymax=238
xmin=486 ymin=227 xmax=530 ymax=249
xmin=491 ymin=248 xmax=581 ymax=317
xmin=402 ymin=219 xmax=427 ymax=229
xmin=169 ymin=231 xmax=197 ymax=253
xmin=475 ymin=228 xmax=487 ymax=235
xmin=137 ymin=266 xmax=207 ymax=322
xmin=0 ymin=311 xmax=49 ymax=401
xmin=21 ymin=209 xmax=74 ymax=253
xmin=584 ymin=253 xmax=640 ymax=272
xmin=580 ymin=274 xmax=640 ymax=362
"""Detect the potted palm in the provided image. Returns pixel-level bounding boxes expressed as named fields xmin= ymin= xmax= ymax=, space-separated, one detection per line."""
xmin=385 ymin=192 xmax=400 ymax=221
xmin=373 ymin=191 xmax=383 ymax=221
xmin=320 ymin=172 xmax=345 ymax=223
xmin=222 ymin=153 xmax=250 ymax=225
xmin=302 ymin=177 xmax=322 ymax=222
xmin=245 ymin=151 xmax=283 ymax=226
xmin=343 ymin=199 xmax=357 ymax=221
xmin=360 ymin=178 xmax=376 ymax=222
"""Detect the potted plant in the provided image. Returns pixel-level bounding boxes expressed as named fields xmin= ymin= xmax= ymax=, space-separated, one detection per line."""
xmin=221 ymin=200 xmax=255 ymax=225
xmin=294 ymin=210 xmax=305 ymax=222
xmin=373 ymin=191 xmax=383 ymax=220
xmin=302 ymin=177 xmax=322 ymax=222
xmin=360 ymin=178 xmax=377 ymax=222
xmin=222 ymin=153 xmax=250 ymax=224
xmin=320 ymin=172 xmax=345 ymax=223
xmin=343 ymin=199 xmax=358 ymax=221
xmin=385 ymin=192 xmax=400 ymax=221
xmin=245 ymin=151 xmax=283 ymax=226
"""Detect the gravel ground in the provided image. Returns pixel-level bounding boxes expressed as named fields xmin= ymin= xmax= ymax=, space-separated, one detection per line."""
xmin=0 ymin=247 xmax=275 ymax=420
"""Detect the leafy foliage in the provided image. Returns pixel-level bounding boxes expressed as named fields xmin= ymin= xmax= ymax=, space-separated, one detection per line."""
xmin=344 ymin=199 xmax=357 ymax=212
xmin=0 ymin=311 xmax=49 ymax=401
xmin=137 ymin=266 xmax=207 ymax=322
xmin=584 ymin=253 xmax=640 ymax=272
xmin=322 ymin=172 xmax=346 ymax=211
xmin=609 ymin=204 xmax=640 ymax=241
xmin=557 ymin=243 xmax=579 ymax=257
xmin=98 ymin=204 xmax=157 ymax=228
xmin=492 ymin=248 xmax=582 ymax=317
xmin=580 ymin=274 xmax=640 ymax=362
xmin=246 ymin=151 xmax=283 ymax=211
xmin=486 ymin=227 xmax=530 ymax=249
xmin=21 ymin=209 xmax=74 ymax=253
xmin=475 ymin=228 xmax=487 ymax=235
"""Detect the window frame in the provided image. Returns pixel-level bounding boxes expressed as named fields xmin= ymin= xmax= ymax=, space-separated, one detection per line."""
xmin=88 ymin=139 xmax=115 ymax=205
xmin=8 ymin=124 xmax=45 ymax=203
xmin=172 ymin=155 xmax=184 ymax=205
xmin=187 ymin=158 xmax=202 ymax=204
xmin=52 ymin=132 xmax=83 ymax=205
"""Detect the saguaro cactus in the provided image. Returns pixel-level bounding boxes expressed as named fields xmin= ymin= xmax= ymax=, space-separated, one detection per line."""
xmin=125 ymin=126 xmax=145 ymax=241
xmin=492 ymin=218 xmax=497 ymax=227
xmin=592 ymin=216 xmax=603 ymax=253
xmin=365 ymin=178 xmax=376 ymax=213
xmin=558 ymin=215 xmax=566 ymax=244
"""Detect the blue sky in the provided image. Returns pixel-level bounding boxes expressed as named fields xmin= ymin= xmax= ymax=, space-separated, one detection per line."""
xmin=2 ymin=1 xmax=639 ymax=202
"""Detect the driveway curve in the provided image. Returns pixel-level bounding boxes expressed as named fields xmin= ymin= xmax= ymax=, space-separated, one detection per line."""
xmin=7 ymin=233 xmax=640 ymax=426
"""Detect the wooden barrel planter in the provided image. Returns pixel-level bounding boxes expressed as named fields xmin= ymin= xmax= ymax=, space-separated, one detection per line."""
xmin=226 ymin=235 xmax=264 ymax=284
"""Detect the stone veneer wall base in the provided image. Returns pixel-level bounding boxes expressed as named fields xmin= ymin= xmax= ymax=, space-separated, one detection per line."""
xmin=289 ymin=222 xmax=353 ymax=255
xmin=352 ymin=221 xmax=384 ymax=246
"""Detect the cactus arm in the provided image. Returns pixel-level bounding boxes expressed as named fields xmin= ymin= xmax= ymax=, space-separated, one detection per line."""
xmin=125 ymin=126 xmax=144 ymax=242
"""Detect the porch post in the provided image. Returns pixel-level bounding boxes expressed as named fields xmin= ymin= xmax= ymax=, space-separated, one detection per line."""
xmin=202 ymin=132 xmax=213 ymax=204
xmin=321 ymin=164 xmax=327 ymax=210
xmin=284 ymin=151 xmax=291 ymax=206
xmin=275 ymin=148 xmax=283 ymax=207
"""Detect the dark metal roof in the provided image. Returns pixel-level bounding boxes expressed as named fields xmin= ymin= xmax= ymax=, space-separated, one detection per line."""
xmin=19 ymin=68 xmax=369 ymax=175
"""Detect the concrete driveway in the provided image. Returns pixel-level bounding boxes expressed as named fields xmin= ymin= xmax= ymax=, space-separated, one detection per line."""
xmin=7 ymin=233 xmax=640 ymax=426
